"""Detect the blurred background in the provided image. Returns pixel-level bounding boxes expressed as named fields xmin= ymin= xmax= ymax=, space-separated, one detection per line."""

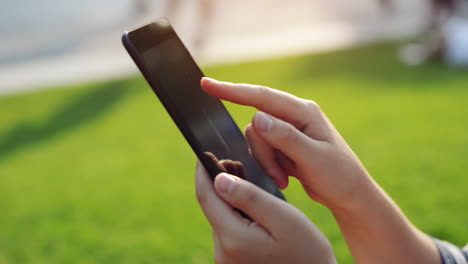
xmin=0 ymin=0 xmax=467 ymax=263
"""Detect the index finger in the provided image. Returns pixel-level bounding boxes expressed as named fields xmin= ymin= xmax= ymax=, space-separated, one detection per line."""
xmin=201 ymin=77 xmax=315 ymax=130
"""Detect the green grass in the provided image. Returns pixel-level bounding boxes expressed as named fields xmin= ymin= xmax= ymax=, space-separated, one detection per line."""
xmin=1 ymin=43 xmax=467 ymax=263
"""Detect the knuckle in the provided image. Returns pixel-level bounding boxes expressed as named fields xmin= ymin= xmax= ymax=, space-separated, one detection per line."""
xmin=214 ymin=251 xmax=227 ymax=264
xmin=257 ymin=85 xmax=271 ymax=109
xmin=241 ymin=185 xmax=260 ymax=207
xmin=303 ymin=99 xmax=321 ymax=113
xmin=278 ymin=124 xmax=299 ymax=146
xmin=222 ymin=238 xmax=245 ymax=259
xmin=257 ymin=85 xmax=270 ymax=95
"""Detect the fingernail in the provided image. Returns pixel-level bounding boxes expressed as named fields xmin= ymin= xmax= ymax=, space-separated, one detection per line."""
xmin=216 ymin=174 xmax=237 ymax=194
xmin=202 ymin=77 xmax=219 ymax=84
xmin=254 ymin=112 xmax=273 ymax=132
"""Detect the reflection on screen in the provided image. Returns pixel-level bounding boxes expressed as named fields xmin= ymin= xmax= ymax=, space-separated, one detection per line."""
xmin=142 ymin=39 xmax=249 ymax=159
xmin=139 ymin=36 xmax=280 ymax=196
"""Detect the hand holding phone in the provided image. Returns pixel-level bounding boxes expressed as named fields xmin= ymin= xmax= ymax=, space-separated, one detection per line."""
xmin=194 ymin=161 xmax=337 ymax=264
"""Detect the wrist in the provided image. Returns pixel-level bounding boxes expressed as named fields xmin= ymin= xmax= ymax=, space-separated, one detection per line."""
xmin=331 ymin=186 xmax=441 ymax=264
xmin=327 ymin=173 xmax=382 ymax=222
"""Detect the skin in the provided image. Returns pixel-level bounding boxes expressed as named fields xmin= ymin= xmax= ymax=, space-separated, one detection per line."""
xmin=195 ymin=162 xmax=337 ymax=264
xmin=196 ymin=77 xmax=442 ymax=264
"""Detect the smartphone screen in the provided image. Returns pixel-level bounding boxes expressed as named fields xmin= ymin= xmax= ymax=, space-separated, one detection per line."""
xmin=123 ymin=19 xmax=285 ymax=200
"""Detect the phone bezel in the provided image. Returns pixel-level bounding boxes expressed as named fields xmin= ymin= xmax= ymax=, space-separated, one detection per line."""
xmin=122 ymin=19 xmax=227 ymax=179
xmin=122 ymin=18 xmax=285 ymax=200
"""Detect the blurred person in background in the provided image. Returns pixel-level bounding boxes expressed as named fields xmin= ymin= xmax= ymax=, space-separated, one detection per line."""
xmin=400 ymin=0 xmax=468 ymax=67
xmin=133 ymin=0 xmax=214 ymax=51
xmin=378 ymin=0 xmax=396 ymax=15
xmin=442 ymin=0 xmax=468 ymax=66
xmin=166 ymin=0 xmax=214 ymax=51
xmin=133 ymin=0 xmax=149 ymax=16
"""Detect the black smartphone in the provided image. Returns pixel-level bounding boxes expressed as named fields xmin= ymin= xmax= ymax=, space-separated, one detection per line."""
xmin=122 ymin=18 xmax=285 ymax=201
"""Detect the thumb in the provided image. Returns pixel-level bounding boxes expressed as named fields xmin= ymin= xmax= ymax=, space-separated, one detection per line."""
xmin=214 ymin=173 xmax=299 ymax=232
xmin=252 ymin=112 xmax=319 ymax=164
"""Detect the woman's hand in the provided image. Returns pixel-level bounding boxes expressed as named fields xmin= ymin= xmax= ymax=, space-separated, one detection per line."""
xmin=201 ymin=77 xmax=373 ymax=214
xmin=195 ymin=161 xmax=336 ymax=264
xmin=200 ymin=78 xmax=441 ymax=264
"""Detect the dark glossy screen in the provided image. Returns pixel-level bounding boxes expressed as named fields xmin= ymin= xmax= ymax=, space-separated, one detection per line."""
xmin=141 ymin=38 xmax=250 ymax=162
xmin=126 ymin=21 xmax=284 ymax=200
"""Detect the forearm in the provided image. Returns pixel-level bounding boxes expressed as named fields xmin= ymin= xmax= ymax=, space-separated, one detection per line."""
xmin=332 ymin=176 xmax=440 ymax=264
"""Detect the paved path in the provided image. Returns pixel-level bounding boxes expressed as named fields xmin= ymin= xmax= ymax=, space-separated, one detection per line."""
xmin=0 ymin=0 xmax=428 ymax=95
